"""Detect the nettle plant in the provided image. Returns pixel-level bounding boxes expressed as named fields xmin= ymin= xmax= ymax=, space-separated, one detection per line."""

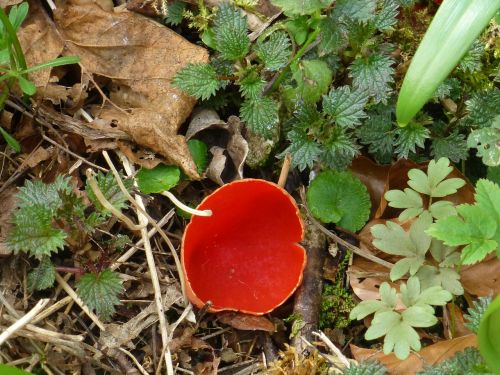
xmin=7 ymin=174 xmax=130 ymax=320
xmin=350 ymin=157 xmax=500 ymax=359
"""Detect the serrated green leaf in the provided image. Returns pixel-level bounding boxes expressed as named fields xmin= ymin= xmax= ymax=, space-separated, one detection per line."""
xmin=172 ymin=63 xmax=220 ymax=100
xmin=213 ymin=2 xmax=249 ymax=60
xmin=465 ymin=296 xmax=492 ymax=334
xmin=270 ymin=0 xmax=333 ymax=15
xmin=238 ymin=69 xmax=265 ymax=99
xmin=188 ymin=139 xmax=208 ymax=175
xmin=284 ymin=16 xmax=309 ymax=45
xmin=467 ymin=126 xmax=500 ymax=167
xmin=165 ymin=0 xmax=185 ymax=26
xmin=322 ymin=128 xmax=361 ymax=170
xmin=240 ymin=96 xmax=278 ymax=138
xmin=365 ymin=310 xmax=401 ymax=339
xmin=342 ymin=360 xmax=388 ymax=375
xmin=394 ymin=123 xmax=429 ymax=159
xmin=306 ymin=170 xmax=371 ymax=231
xmin=322 ymin=86 xmax=369 ymax=128
xmin=333 ymin=0 xmax=377 ymax=23
xmin=7 ymin=205 xmax=66 ymax=259
xmin=458 ymin=39 xmax=483 ymax=73
xmin=431 ymin=131 xmax=468 ymax=163
xmin=77 ymin=269 xmax=124 ymax=320
xmin=464 ymin=88 xmax=500 ymax=129
xmin=349 ymin=54 xmax=394 ymax=104
xmin=318 ymin=17 xmax=347 ymax=55
xmin=86 ymin=171 xmax=132 ymax=215
xmin=28 ymin=256 xmax=56 ymax=291
xmin=402 ymin=305 xmax=437 ymax=327
xmin=136 ymin=165 xmax=180 ymax=194
xmin=16 ymin=176 xmax=71 ymax=215
xmin=432 ymin=78 xmax=461 ymax=100
xmin=282 ymin=129 xmax=322 ymax=171
xmin=375 ymin=0 xmax=399 ymax=31
xmin=254 ymin=31 xmax=291 ymax=71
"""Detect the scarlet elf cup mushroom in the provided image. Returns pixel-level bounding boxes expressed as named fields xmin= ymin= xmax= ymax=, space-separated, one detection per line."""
xmin=181 ymin=179 xmax=306 ymax=315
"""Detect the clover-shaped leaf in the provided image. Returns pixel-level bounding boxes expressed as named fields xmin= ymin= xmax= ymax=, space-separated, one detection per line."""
xmin=384 ymin=188 xmax=423 ymax=221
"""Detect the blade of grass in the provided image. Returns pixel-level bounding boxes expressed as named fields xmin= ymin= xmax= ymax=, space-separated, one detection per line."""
xmin=396 ymin=0 xmax=500 ymax=126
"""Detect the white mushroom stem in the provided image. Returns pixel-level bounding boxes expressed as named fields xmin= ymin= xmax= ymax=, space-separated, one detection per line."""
xmin=161 ymin=191 xmax=212 ymax=217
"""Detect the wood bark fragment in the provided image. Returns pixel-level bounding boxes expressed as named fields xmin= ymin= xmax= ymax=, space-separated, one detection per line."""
xmin=291 ymin=216 xmax=327 ymax=355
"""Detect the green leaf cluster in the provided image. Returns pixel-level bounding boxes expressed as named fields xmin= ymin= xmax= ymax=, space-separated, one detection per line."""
xmin=428 ymin=179 xmax=500 ymax=265
xmin=417 ymin=347 xmax=492 ymax=375
xmin=350 ymin=277 xmax=452 ymax=360
xmin=307 ymin=170 xmax=371 ymax=232
xmin=464 ymin=296 xmax=492 ymax=334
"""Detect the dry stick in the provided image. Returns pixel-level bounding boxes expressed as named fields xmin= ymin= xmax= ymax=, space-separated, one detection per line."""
xmin=277 ymin=153 xmax=292 ymax=188
xmin=291 ymin=217 xmax=327 ymax=355
xmin=0 ymin=299 xmax=49 ymax=345
xmin=117 ymin=154 xmax=174 ymax=375
xmin=2 ymin=315 xmax=84 ymax=342
xmin=54 ymin=273 xmax=105 ymax=331
xmin=86 ymin=168 xmax=147 ymax=231
xmin=117 ymin=348 xmax=149 ymax=375
xmin=312 ymin=331 xmax=351 ymax=369
xmin=103 ymin=150 xmax=186 ymax=300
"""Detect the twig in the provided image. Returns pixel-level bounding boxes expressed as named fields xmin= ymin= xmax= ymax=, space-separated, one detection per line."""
xmin=312 ymin=331 xmax=350 ymax=369
xmin=0 ymin=299 xmax=49 ymax=345
xmin=117 ymin=348 xmax=149 ymax=375
xmin=86 ymin=168 xmax=146 ymax=231
xmin=277 ymin=153 xmax=292 ymax=188
xmin=54 ymin=273 xmax=105 ymax=331
xmin=118 ymin=153 xmax=174 ymax=375
xmin=2 ymin=315 xmax=84 ymax=342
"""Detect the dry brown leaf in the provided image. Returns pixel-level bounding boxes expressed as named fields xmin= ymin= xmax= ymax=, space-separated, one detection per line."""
xmin=217 ymin=312 xmax=275 ymax=332
xmin=17 ymin=0 xmax=64 ymax=89
xmin=350 ymin=334 xmax=477 ymax=374
xmin=461 ymin=257 xmax=500 ymax=296
xmin=443 ymin=303 xmax=472 ymax=339
xmin=0 ymin=0 xmax=22 ymax=8
xmin=54 ymin=0 xmax=209 ymax=179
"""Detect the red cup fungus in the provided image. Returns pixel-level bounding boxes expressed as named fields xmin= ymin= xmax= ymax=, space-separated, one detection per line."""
xmin=181 ymin=179 xmax=306 ymax=315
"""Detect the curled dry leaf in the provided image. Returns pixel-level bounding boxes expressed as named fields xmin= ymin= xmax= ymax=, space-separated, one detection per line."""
xmin=54 ymin=0 xmax=209 ymax=179
xmin=350 ymin=334 xmax=477 ymax=374
xmin=186 ymin=110 xmax=249 ymax=185
xmin=217 ymin=312 xmax=275 ymax=332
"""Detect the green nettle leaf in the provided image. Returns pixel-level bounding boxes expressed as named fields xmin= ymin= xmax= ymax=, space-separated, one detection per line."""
xmin=375 ymin=0 xmax=399 ymax=31
xmin=394 ymin=123 xmax=429 ymax=159
xmin=240 ymin=96 xmax=279 ymax=138
xmin=428 ymin=179 xmax=499 ymax=265
xmin=306 ymin=170 xmax=371 ymax=232
xmin=464 ymin=88 xmax=500 ymax=129
xmin=76 ymin=269 xmax=124 ymax=321
xmin=86 ymin=171 xmax=132 ymax=215
xmin=7 ymin=206 xmax=66 ymax=259
xmin=322 ymin=86 xmax=369 ymax=128
xmin=281 ymin=129 xmax=322 ymax=171
xmin=464 ymin=296 xmax=492 ymax=334
xmin=165 ymin=0 xmax=185 ymax=26
xmin=188 ymin=139 xmax=208 ymax=175
xmin=431 ymin=131 xmax=468 ymax=163
xmin=28 ymin=257 xmax=56 ymax=291
xmin=254 ymin=31 xmax=291 ymax=71
xmin=342 ymin=361 xmax=388 ymax=375
xmin=458 ymin=39 xmax=483 ymax=73
xmin=467 ymin=125 xmax=500 ymax=167
xmin=213 ymin=2 xmax=250 ymax=60
xmin=270 ymin=0 xmax=333 ymax=15
xmin=349 ymin=54 xmax=394 ymax=104
xmin=332 ymin=0 xmax=377 ymax=23
xmin=318 ymin=17 xmax=347 ymax=55
xmin=432 ymin=78 xmax=461 ymax=100
xmin=172 ymin=63 xmax=220 ymax=100
xmin=322 ymin=130 xmax=360 ymax=170
xmin=416 ymin=347 xmax=490 ymax=375
xmin=136 ymin=165 xmax=181 ymax=194
xmin=16 ymin=176 xmax=71 ymax=215
xmin=238 ymin=69 xmax=265 ymax=99
xmin=290 ymin=59 xmax=333 ymax=104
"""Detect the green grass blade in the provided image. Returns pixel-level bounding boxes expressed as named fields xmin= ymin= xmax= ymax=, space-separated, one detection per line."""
xmin=0 ymin=126 xmax=21 ymax=152
xmin=396 ymin=0 xmax=500 ymax=127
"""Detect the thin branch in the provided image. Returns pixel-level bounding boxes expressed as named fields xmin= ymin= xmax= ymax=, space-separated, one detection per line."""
xmin=312 ymin=331 xmax=351 ymax=368
xmin=0 ymin=299 xmax=49 ymax=345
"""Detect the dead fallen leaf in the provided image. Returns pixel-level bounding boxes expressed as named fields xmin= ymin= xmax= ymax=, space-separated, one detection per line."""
xmin=461 ymin=257 xmax=500 ymax=296
xmin=0 ymin=187 xmax=17 ymax=256
xmin=217 ymin=312 xmax=275 ymax=332
xmin=17 ymin=0 xmax=65 ymax=89
xmin=0 ymin=0 xmax=22 ymax=8
xmin=54 ymin=0 xmax=209 ymax=179
xmin=443 ymin=303 xmax=472 ymax=339
xmin=350 ymin=334 xmax=477 ymax=374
